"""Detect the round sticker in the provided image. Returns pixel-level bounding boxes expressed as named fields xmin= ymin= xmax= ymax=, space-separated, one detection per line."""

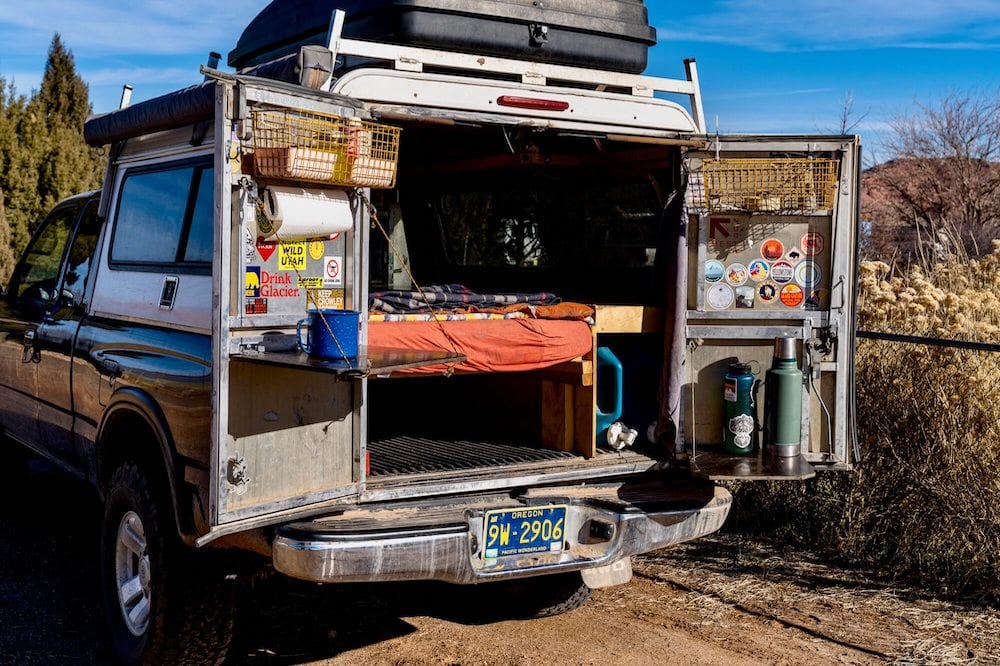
xmin=726 ymin=263 xmax=748 ymax=286
xmin=795 ymin=260 xmax=822 ymax=287
xmin=705 ymin=260 xmax=725 ymax=283
xmin=758 ymin=282 xmax=779 ymax=303
xmin=780 ymin=283 xmax=805 ymax=307
xmin=802 ymin=232 xmax=825 ymax=256
xmin=748 ymin=259 xmax=770 ymax=282
xmin=309 ymin=240 xmax=326 ymax=261
xmin=771 ymin=260 xmax=794 ymax=284
xmin=761 ymin=238 xmax=785 ymax=261
xmin=707 ymin=283 xmax=735 ymax=310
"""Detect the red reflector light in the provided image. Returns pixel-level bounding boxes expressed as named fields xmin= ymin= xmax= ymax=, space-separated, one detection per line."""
xmin=496 ymin=95 xmax=570 ymax=111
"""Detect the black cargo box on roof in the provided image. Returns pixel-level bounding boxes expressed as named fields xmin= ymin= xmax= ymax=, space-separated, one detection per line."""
xmin=229 ymin=0 xmax=657 ymax=75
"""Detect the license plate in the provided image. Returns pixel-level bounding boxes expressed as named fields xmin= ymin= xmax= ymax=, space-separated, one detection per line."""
xmin=482 ymin=505 xmax=567 ymax=559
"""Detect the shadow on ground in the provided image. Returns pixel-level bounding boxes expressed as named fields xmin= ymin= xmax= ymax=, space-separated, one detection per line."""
xmin=0 ymin=457 xmax=509 ymax=665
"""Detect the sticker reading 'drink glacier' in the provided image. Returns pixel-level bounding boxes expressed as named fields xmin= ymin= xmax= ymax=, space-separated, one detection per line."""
xmin=705 ymin=260 xmax=725 ymax=283
xmin=726 ymin=263 xmax=748 ymax=286
xmin=482 ymin=505 xmax=567 ymax=559
xmin=771 ymin=260 xmax=794 ymax=284
xmin=748 ymin=260 xmax=770 ymax=282
xmin=707 ymin=283 xmax=735 ymax=310
xmin=780 ymin=283 xmax=805 ymax=307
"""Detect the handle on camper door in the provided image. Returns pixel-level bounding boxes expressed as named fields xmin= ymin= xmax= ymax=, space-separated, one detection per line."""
xmin=296 ymin=318 xmax=311 ymax=354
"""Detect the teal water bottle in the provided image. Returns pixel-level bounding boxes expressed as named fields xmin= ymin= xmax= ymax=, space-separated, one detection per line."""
xmin=723 ymin=362 xmax=757 ymax=455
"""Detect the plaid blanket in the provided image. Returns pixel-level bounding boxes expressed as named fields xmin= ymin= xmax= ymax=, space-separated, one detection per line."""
xmin=369 ymin=284 xmax=560 ymax=314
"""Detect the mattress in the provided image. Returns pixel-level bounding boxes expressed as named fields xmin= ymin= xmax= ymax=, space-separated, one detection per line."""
xmin=367 ymin=318 xmax=593 ymax=374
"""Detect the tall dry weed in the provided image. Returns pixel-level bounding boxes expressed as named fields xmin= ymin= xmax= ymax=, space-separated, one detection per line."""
xmin=729 ymin=242 xmax=1000 ymax=599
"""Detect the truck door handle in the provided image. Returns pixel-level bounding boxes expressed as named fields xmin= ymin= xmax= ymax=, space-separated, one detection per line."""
xmin=22 ymin=329 xmax=38 ymax=363
xmin=102 ymin=359 xmax=122 ymax=386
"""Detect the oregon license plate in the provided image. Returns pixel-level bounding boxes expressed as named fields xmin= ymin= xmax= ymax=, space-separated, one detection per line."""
xmin=482 ymin=505 xmax=567 ymax=559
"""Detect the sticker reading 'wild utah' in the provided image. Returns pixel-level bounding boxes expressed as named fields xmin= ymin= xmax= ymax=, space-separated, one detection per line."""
xmin=278 ymin=242 xmax=307 ymax=271
xmin=705 ymin=260 xmax=725 ymax=283
xmin=707 ymin=283 xmax=735 ymax=310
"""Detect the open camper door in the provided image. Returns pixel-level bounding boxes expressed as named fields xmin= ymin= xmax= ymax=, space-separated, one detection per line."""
xmin=682 ymin=135 xmax=861 ymax=479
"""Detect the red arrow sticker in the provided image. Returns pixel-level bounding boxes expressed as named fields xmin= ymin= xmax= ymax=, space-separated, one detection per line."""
xmin=709 ymin=217 xmax=732 ymax=240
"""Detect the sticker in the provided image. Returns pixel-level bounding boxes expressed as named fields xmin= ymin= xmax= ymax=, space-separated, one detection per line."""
xmin=735 ymin=286 xmax=756 ymax=309
xmin=298 ymin=277 xmax=325 ymax=289
xmin=724 ymin=379 xmax=738 ymax=402
xmin=705 ymin=260 xmax=725 ymax=283
xmin=748 ymin=260 xmax=770 ymax=282
xmin=729 ymin=414 xmax=755 ymax=450
xmin=278 ymin=242 xmax=307 ymax=271
xmin=307 ymin=289 xmax=345 ymax=311
xmin=726 ymin=263 xmax=748 ymax=286
xmin=785 ymin=246 xmax=804 ymax=264
xmin=328 ymin=232 xmax=342 ymax=242
xmin=761 ymin=238 xmax=785 ymax=261
xmin=802 ymin=232 xmax=825 ymax=256
xmin=324 ymin=256 xmax=343 ymax=286
xmin=244 ymin=228 xmax=257 ymax=262
xmin=245 ymin=298 xmax=268 ymax=315
xmin=771 ymin=260 xmax=794 ymax=284
xmin=780 ymin=283 xmax=805 ymax=307
xmin=804 ymin=288 xmax=829 ymax=311
xmin=309 ymin=240 xmax=326 ymax=261
xmin=256 ymin=239 xmax=277 ymax=262
xmin=261 ymin=271 xmax=300 ymax=298
xmin=244 ymin=267 xmax=261 ymax=298
xmin=707 ymin=283 xmax=734 ymax=310
xmin=795 ymin=261 xmax=822 ymax=287
xmin=758 ymin=282 xmax=779 ymax=303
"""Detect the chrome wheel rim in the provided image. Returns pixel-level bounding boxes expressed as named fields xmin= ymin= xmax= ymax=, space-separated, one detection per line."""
xmin=115 ymin=511 xmax=151 ymax=637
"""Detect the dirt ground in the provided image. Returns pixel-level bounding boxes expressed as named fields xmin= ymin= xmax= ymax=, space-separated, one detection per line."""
xmin=2 ymin=459 xmax=998 ymax=665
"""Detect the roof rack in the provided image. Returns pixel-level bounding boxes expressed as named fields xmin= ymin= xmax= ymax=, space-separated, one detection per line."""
xmin=323 ymin=9 xmax=706 ymax=134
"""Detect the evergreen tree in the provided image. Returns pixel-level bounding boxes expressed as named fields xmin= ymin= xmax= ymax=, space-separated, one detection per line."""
xmin=37 ymin=33 xmax=91 ymax=129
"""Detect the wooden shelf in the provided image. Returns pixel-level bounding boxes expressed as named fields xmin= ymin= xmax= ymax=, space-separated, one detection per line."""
xmin=232 ymin=346 xmax=466 ymax=377
xmin=593 ymin=305 xmax=663 ymax=334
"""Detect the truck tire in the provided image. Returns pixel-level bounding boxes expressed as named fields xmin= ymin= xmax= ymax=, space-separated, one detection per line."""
xmin=465 ymin=572 xmax=593 ymax=620
xmin=100 ymin=461 xmax=234 ymax=665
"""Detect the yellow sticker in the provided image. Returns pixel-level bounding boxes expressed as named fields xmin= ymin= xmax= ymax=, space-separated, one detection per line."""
xmin=308 ymin=289 xmax=345 ymax=310
xmin=309 ymin=240 xmax=326 ymax=261
xmin=278 ymin=242 xmax=307 ymax=270
xmin=298 ymin=277 xmax=324 ymax=288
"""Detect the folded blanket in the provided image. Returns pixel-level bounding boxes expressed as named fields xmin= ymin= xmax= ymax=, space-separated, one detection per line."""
xmin=369 ymin=284 xmax=560 ymax=314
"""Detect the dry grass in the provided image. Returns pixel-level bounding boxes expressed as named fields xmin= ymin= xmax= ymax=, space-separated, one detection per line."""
xmin=729 ymin=242 xmax=1000 ymax=601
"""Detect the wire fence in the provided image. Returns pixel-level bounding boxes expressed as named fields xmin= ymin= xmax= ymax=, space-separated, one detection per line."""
xmin=856 ymin=330 xmax=1000 ymax=353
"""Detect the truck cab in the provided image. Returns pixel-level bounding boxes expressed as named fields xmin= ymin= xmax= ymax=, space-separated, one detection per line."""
xmin=2 ymin=5 xmax=860 ymax=663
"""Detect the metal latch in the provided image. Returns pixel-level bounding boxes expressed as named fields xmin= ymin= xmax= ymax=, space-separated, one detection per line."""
xmin=226 ymin=456 xmax=251 ymax=496
xmin=529 ymin=23 xmax=549 ymax=47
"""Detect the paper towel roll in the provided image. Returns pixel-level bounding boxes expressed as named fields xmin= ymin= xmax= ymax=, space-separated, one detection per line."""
xmin=258 ymin=186 xmax=353 ymax=240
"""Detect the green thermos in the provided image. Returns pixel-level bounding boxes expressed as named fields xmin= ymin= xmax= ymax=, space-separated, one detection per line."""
xmin=764 ymin=337 xmax=803 ymax=458
xmin=723 ymin=362 xmax=757 ymax=455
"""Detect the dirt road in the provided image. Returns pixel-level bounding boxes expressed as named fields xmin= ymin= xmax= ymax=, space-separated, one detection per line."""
xmin=2 ymin=460 xmax=998 ymax=665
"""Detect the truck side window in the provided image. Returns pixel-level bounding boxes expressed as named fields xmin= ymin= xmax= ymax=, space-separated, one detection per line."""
xmin=110 ymin=160 xmax=213 ymax=270
xmin=7 ymin=206 xmax=76 ymax=306
xmin=61 ymin=200 xmax=101 ymax=306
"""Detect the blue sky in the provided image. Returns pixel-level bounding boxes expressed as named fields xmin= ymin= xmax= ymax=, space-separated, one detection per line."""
xmin=1 ymin=1 xmax=998 ymax=162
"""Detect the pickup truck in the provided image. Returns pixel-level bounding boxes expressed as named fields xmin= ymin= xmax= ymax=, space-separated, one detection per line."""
xmin=1 ymin=7 xmax=860 ymax=665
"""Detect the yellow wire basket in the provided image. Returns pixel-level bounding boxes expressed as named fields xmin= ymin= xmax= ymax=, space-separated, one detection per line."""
xmin=700 ymin=158 xmax=840 ymax=213
xmin=251 ymin=109 xmax=401 ymax=189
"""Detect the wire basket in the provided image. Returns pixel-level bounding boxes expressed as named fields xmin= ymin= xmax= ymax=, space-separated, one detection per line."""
xmin=699 ymin=158 xmax=840 ymax=213
xmin=251 ymin=109 xmax=400 ymax=189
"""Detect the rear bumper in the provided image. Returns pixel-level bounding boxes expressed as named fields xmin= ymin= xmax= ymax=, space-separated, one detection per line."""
xmin=272 ymin=478 xmax=731 ymax=584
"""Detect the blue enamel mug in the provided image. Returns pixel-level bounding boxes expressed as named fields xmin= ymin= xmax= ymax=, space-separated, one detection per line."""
xmin=296 ymin=309 xmax=360 ymax=360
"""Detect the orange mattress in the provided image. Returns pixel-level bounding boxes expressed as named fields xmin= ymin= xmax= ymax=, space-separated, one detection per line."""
xmin=368 ymin=318 xmax=593 ymax=374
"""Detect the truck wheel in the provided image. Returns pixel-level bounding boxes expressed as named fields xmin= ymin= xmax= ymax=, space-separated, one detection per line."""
xmin=101 ymin=461 xmax=234 ymax=665
xmin=467 ymin=572 xmax=592 ymax=620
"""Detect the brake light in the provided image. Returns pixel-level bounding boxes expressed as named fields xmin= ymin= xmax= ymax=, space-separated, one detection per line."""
xmin=496 ymin=95 xmax=570 ymax=112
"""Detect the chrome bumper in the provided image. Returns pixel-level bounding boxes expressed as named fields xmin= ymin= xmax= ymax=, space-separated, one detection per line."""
xmin=272 ymin=480 xmax=731 ymax=585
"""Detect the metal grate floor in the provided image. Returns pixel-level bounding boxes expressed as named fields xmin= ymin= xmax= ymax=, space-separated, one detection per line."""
xmin=368 ymin=436 xmax=579 ymax=477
